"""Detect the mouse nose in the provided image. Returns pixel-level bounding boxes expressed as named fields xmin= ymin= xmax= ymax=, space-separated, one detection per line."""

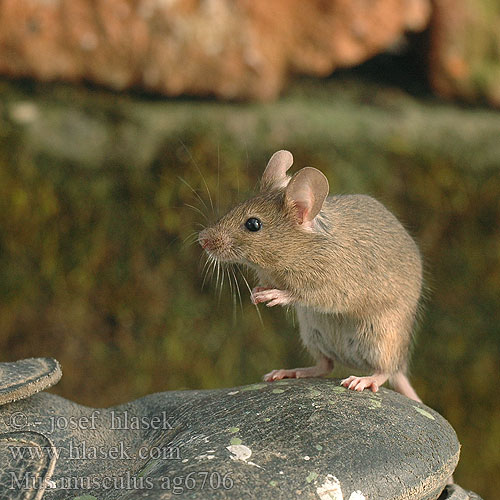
xmin=198 ymin=230 xmax=212 ymax=250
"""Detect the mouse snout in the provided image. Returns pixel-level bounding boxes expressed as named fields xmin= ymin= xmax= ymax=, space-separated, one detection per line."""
xmin=198 ymin=229 xmax=212 ymax=250
xmin=198 ymin=228 xmax=233 ymax=260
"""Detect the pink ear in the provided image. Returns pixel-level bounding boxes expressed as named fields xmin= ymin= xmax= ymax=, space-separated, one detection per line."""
xmin=261 ymin=150 xmax=294 ymax=190
xmin=285 ymin=167 xmax=329 ymax=226
xmin=289 ymin=192 xmax=313 ymax=224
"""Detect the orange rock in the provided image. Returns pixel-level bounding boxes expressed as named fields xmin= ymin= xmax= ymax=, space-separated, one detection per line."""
xmin=428 ymin=0 xmax=500 ymax=107
xmin=0 ymin=0 xmax=430 ymax=100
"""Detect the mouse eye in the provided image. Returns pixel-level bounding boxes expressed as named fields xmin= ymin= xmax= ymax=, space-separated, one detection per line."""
xmin=245 ymin=217 xmax=262 ymax=232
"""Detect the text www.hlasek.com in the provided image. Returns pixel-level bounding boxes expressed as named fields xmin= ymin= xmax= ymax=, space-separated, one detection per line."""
xmin=9 ymin=471 xmax=234 ymax=493
xmin=8 ymin=441 xmax=180 ymax=461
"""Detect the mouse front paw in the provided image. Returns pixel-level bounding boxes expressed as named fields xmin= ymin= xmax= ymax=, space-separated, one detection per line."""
xmin=251 ymin=288 xmax=293 ymax=307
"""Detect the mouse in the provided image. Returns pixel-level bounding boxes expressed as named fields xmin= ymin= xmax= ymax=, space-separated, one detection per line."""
xmin=198 ymin=150 xmax=423 ymax=401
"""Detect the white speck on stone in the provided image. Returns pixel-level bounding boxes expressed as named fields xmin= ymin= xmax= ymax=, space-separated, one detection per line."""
xmin=228 ymin=391 xmax=239 ymax=395
xmin=227 ymin=444 xmax=252 ymax=461
xmin=348 ymin=491 xmax=366 ymax=500
xmin=226 ymin=444 xmax=262 ymax=468
xmin=304 ymin=455 xmax=311 ymax=461
xmin=181 ymin=459 xmax=188 ymax=463
xmin=206 ymin=450 xmax=215 ymax=453
xmin=279 ymin=470 xmax=284 ymax=475
xmin=316 ymin=475 xmax=343 ymax=500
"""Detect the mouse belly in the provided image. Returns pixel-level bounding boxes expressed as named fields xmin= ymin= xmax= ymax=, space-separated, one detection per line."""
xmin=295 ymin=305 xmax=374 ymax=372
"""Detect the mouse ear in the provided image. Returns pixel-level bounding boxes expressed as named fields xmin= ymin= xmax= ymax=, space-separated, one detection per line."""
xmin=260 ymin=150 xmax=294 ymax=191
xmin=285 ymin=167 xmax=329 ymax=226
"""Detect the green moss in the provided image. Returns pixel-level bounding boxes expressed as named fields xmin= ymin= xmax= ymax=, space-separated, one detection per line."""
xmin=413 ymin=407 xmax=435 ymax=420
xmin=306 ymin=471 xmax=319 ymax=483
xmin=0 ymin=77 xmax=499 ymax=498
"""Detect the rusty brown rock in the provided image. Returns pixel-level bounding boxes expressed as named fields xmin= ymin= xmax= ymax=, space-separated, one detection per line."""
xmin=0 ymin=0 xmax=430 ymax=100
xmin=428 ymin=0 xmax=500 ymax=108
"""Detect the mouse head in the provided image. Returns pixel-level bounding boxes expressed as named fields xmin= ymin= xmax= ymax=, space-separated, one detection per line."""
xmin=198 ymin=150 xmax=329 ymax=269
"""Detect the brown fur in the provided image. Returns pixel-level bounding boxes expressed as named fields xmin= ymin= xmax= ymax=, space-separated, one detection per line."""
xmin=199 ymin=153 xmax=423 ymax=381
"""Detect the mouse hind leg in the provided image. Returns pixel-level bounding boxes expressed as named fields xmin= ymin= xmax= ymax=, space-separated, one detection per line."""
xmin=340 ymin=310 xmax=417 ymax=396
xmin=264 ymin=310 xmax=335 ymax=382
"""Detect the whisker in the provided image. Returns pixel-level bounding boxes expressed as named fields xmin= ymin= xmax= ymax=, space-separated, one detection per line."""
xmin=236 ymin=266 xmax=264 ymax=327
xmin=200 ymin=260 xmax=209 ymax=282
xmin=236 ymin=154 xmax=240 ymax=199
xmin=227 ymin=265 xmax=234 ymax=295
xmin=209 ymin=255 xmax=217 ymax=275
xmin=231 ymin=266 xmax=243 ymax=312
xmin=182 ymin=232 xmax=200 ymax=248
xmin=215 ymin=259 xmax=221 ymax=293
xmin=243 ymin=140 xmax=249 ymax=198
xmin=207 ymin=258 xmax=217 ymax=290
xmin=183 ymin=230 xmax=199 ymax=241
xmin=184 ymin=203 xmax=209 ymax=222
xmin=200 ymin=257 xmax=208 ymax=290
xmin=182 ymin=240 xmax=199 ymax=250
xmin=177 ymin=176 xmax=210 ymax=213
xmin=201 ymin=255 xmax=216 ymax=290
xmin=228 ymin=267 xmax=238 ymax=324
xmin=217 ymin=142 xmax=220 ymax=217
xmin=218 ymin=263 xmax=226 ymax=302
xmin=179 ymin=140 xmax=215 ymax=215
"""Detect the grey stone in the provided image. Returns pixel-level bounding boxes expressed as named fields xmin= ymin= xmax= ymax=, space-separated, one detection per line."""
xmin=438 ymin=485 xmax=484 ymax=500
xmin=0 ymin=358 xmax=467 ymax=499
xmin=0 ymin=358 xmax=61 ymax=406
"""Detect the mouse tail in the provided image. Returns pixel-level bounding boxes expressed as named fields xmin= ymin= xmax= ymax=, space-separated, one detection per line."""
xmin=389 ymin=372 xmax=422 ymax=403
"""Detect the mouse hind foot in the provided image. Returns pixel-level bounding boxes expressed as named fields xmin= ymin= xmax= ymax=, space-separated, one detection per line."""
xmin=263 ymin=357 xmax=333 ymax=382
xmin=341 ymin=373 xmax=389 ymax=393
xmin=340 ymin=372 xmax=423 ymax=402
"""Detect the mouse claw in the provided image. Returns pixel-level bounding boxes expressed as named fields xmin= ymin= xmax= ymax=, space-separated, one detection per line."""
xmin=251 ymin=287 xmax=270 ymax=305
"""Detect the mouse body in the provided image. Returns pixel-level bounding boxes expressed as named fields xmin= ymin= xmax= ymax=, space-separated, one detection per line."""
xmin=199 ymin=150 xmax=423 ymax=401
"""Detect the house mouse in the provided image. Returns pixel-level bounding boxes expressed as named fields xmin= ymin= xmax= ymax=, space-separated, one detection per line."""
xmin=198 ymin=150 xmax=423 ymax=401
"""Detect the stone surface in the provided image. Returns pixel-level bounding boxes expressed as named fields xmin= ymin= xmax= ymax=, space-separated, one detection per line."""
xmin=0 ymin=358 xmax=61 ymax=406
xmin=0 ymin=431 xmax=56 ymax=500
xmin=438 ymin=485 xmax=484 ymax=500
xmin=0 ymin=359 xmax=464 ymax=499
xmin=0 ymin=0 xmax=430 ymax=100
xmin=428 ymin=0 xmax=500 ymax=107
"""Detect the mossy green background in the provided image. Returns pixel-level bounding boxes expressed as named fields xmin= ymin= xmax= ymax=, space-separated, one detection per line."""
xmin=0 ymin=78 xmax=498 ymax=498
